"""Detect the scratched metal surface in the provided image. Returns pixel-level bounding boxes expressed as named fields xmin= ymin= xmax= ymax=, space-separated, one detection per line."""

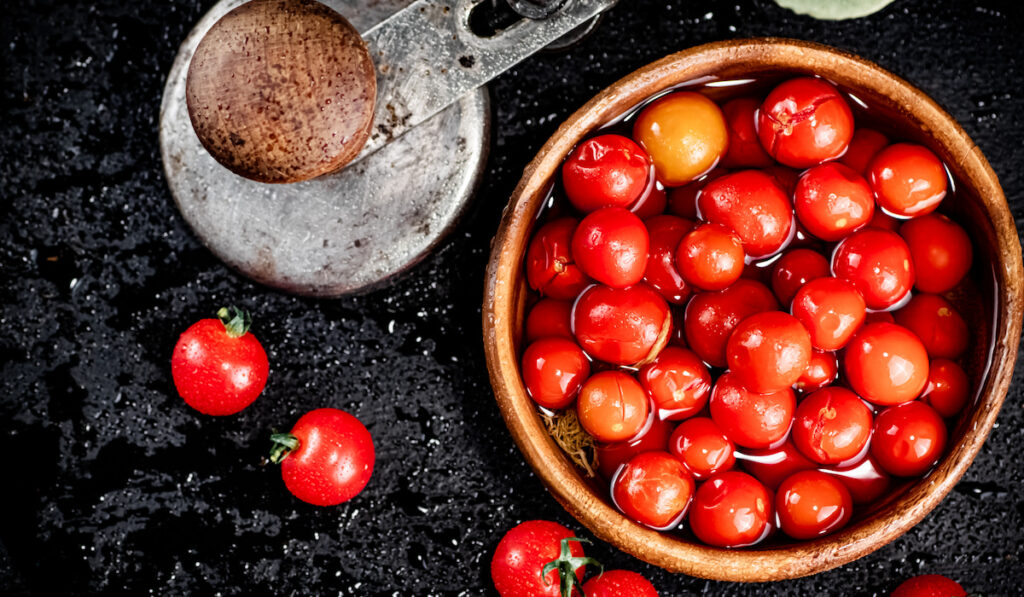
xmin=1 ymin=0 xmax=1023 ymax=595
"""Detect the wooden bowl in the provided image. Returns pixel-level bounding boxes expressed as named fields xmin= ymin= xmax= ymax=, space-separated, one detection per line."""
xmin=482 ymin=38 xmax=1024 ymax=581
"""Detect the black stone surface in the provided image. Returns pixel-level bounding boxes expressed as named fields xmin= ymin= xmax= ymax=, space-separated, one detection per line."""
xmin=2 ymin=0 xmax=1023 ymax=595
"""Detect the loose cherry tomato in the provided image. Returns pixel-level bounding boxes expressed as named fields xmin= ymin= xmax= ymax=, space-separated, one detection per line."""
xmin=839 ymin=128 xmax=888 ymax=174
xmin=776 ymin=470 xmax=853 ymax=540
xmin=667 ymin=169 xmax=728 ymax=220
xmin=572 ymin=207 xmax=649 ymax=288
xmin=689 ymin=471 xmax=773 ymax=548
xmin=526 ymin=218 xmax=592 ymax=299
xmin=643 ymin=215 xmax=695 ymax=304
xmin=795 ymin=349 xmax=838 ymax=393
xmin=172 ymin=306 xmax=269 ymax=416
xmin=721 ymin=97 xmax=774 ymax=168
xmin=630 ymin=182 xmax=667 ymax=219
xmin=491 ymin=520 xmax=589 ymax=597
xmin=867 ymin=143 xmax=948 ymax=217
xmin=596 ymin=416 xmax=673 ymax=481
xmin=757 ymin=77 xmax=854 ymax=168
xmin=831 ymin=228 xmax=915 ymax=310
xmin=521 ymin=338 xmax=590 ymax=410
xmin=638 ymin=346 xmax=711 ymax=420
xmin=572 ymin=284 xmax=671 ymax=366
xmin=562 ymin=134 xmax=651 ymax=212
xmin=697 ymin=170 xmax=794 ymax=258
xmin=794 ymin=162 xmax=875 ymax=241
xmin=633 ymin=91 xmax=729 ymax=185
xmin=791 ymin=387 xmax=873 ymax=465
xmin=582 ymin=570 xmax=660 ymax=597
xmin=684 ymin=279 xmax=779 ymax=368
xmin=577 ymin=371 xmax=650 ymax=442
xmin=726 ymin=311 xmax=812 ymax=394
xmin=791 ymin=277 xmax=867 ymax=351
xmin=900 ymin=214 xmax=973 ymax=294
xmin=737 ymin=441 xmax=816 ymax=490
xmin=844 ymin=322 xmax=930 ymax=405
xmin=270 ymin=408 xmax=375 ymax=506
xmin=669 ymin=417 xmax=736 ymax=479
xmin=871 ymin=401 xmax=947 ymax=477
xmin=710 ymin=371 xmax=796 ymax=449
xmin=894 ymin=293 xmax=969 ymax=359
xmin=524 ymin=298 xmax=573 ymax=343
xmin=821 ymin=454 xmax=891 ymax=505
xmin=612 ymin=451 xmax=695 ymax=529
xmin=771 ymin=248 xmax=831 ymax=307
xmin=675 ymin=223 xmax=745 ymax=291
xmin=920 ymin=358 xmax=970 ymax=418
xmin=891 ymin=574 xmax=967 ymax=597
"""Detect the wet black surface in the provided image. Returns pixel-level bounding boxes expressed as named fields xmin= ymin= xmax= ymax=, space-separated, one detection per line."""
xmin=2 ymin=0 xmax=1023 ymax=595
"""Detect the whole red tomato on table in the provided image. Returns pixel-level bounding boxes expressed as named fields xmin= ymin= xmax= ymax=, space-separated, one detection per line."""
xmin=491 ymin=520 xmax=598 ymax=597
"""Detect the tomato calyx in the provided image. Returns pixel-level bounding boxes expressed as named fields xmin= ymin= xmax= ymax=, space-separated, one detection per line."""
xmin=268 ymin=432 xmax=299 ymax=464
xmin=540 ymin=537 xmax=602 ymax=597
xmin=217 ymin=306 xmax=252 ymax=338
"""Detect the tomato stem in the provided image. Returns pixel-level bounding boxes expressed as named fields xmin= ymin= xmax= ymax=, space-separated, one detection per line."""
xmin=217 ymin=306 xmax=252 ymax=338
xmin=540 ymin=537 xmax=602 ymax=597
xmin=269 ymin=433 xmax=299 ymax=464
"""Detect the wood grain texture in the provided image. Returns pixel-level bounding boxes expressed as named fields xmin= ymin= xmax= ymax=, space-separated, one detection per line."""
xmin=185 ymin=0 xmax=375 ymax=184
xmin=482 ymin=38 xmax=1024 ymax=581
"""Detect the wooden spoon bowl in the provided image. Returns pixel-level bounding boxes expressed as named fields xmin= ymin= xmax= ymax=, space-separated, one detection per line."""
xmin=482 ymin=39 xmax=1024 ymax=581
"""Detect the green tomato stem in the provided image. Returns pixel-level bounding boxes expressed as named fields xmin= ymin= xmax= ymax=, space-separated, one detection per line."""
xmin=540 ymin=537 xmax=602 ymax=597
xmin=269 ymin=433 xmax=299 ymax=464
xmin=217 ymin=306 xmax=252 ymax=338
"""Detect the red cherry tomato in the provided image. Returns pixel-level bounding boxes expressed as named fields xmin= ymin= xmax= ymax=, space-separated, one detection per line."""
xmin=868 ymin=143 xmax=948 ymax=217
xmin=795 ymin=349 xmax=838 ymax=393
xmin=630 ymin=182 xmax=667 ymax=219
xmin=871 ymin=401 xmax=947 ymax=477
xmin=757 ymin=77 xmax=854 ymax=168
xmin=697 ymin=170 xmax=794 ymax=258
xmin=839 ymin=128 xmax=888 ymax=175
xmin=675 ymin=223 xmax=745 ymax=291
xmin=684 ymin=279 xmax=779 ymax=368
xmin=710 ymin=371 xmax=796 ymax=449
xmin=172 ymin=307 xmax=270 ymax=416
xmin=638 ymin=346 xmax=711 ymax=420
xmin=776 ymin=470 xmax=853 ymax=540
xmin=844 ymin=322 xmax=930 ymax=405
xmin=821 ymin=454 xmax=891 ymax=505
xmin=524 ymin=298 xmax=573 ymax=343
xmin=900 ymin=214 xmax=973 ymax=294
xmin=572 ymin=284 xmax=671 ymax=366
xmin=670 ymin=417 xmax=736 ymax=479
xmin=831 ymin=228 xmax=915 ymax=310
xmin=572 ymin=207 xmax=649 ymax=288
xmin=491 ymin=520 xmax=587 ymax=597
xmin=577 ymin=371 xmax=650 ymax=442
xmin=737 ymin=441 xmax=816 ymax=490
xmin=689 ymin=471 xmax=773 ymax=548
xmin=791 ymin=387 xmax=873 ymax=465
xmin=891 ymin=574 xmax=967 ymax=597
xmin=794 ymin=162 xmax=875 ymax=241
xmin=562 ymin=134 xmax=651 ymax=213
xmin=720 ymin=97 xmax=774 ymax=168
xmin=596 ymin=416 xmax=673 ymax=480
xmin=894 ymin=293 xmax=969 ymax=359
xmin=271 ymin=408 xmax=374 ymax=506
xmin=582 ymin=570 xmax=659 ymax=597
xmin=633 ymin=91 xmax=729 ymax=186
xmin=643 ymin=215 xmax=695 ymax=304
xmin=521 ymin=338 xmax=590 ymax=410
xmin=726 ymin=311 xmax=812 ymax=394
xmin=612 ymin=451 xmax=695 ymax=529
xmin=791 ymin=276 xmax=867 ymax=351
xmin=771 ymin=248 xmax=831 ymax=307
xmin=920 ymin=358 xmax=970 ymax=418
xmin=667 ymin=169 xmax=728 ymax=220
xmin=526 ymin=218 xmax=592 ymax=300
xmin=867 ymin=209 xmax=902 ymax=232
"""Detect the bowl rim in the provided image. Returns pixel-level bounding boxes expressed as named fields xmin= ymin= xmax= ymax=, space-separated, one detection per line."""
xmin=482 ymin=37 xmax=1024 ymax=581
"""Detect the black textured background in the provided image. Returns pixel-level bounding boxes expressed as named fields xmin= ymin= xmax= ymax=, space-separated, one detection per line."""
xmin=2 ymin=0 xmax=1023 ymax=595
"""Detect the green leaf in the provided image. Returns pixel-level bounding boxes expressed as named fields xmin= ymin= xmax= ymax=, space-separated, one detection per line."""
xmin=773 ymin=0 xmax=897 ymax=20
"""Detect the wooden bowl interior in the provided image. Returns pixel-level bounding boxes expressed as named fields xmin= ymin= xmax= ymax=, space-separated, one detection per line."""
xmin=484 ymin=39 xmax=1023 ymax=581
